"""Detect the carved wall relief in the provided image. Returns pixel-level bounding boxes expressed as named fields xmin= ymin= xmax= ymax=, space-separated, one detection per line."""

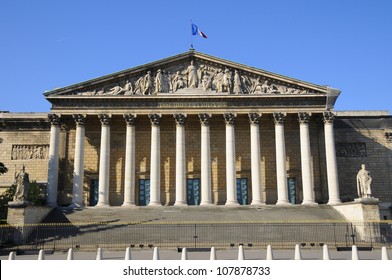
xmin=336 ymin=142 xmax=367 ymax=158
xmin=72 ymin=59 xmax=318 ymax=97
xmin=11 ymin=145 xmax=49 ymax=160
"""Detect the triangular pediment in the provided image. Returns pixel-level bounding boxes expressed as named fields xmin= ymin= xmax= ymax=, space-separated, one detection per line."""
xmin=44 ymin=51 xmax=333 ymax=98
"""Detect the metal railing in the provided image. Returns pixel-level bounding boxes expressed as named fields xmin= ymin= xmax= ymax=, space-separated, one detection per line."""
xmin=1 ymin=220 xmax=391 ymax=252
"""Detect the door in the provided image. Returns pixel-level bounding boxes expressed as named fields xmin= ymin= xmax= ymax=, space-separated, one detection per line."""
xmin=236 ymin=178 xmax=248 ymax=205
xmin=89 ymin=179 xmax=99 ymax=206
xmin=138 ymin=179 xmax=150 ymax=206
xmin=187 ymin=178 xmax=200 ymax=205
xmin=287 ymin=177 xmax=297 ymax=204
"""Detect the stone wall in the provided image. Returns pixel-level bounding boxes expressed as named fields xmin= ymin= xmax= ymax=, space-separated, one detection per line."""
xmin=0 ymin=113 xmax=50 ymax=193
xmin=334 ymin=117 xmax=392 ymax=206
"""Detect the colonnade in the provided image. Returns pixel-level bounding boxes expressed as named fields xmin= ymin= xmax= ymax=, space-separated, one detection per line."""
xmin=46 ymin=112 xmax=341 ymax=207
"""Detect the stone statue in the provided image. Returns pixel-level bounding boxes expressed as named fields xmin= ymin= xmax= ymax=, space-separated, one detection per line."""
xmin=13 ymin=166 xmax=30 ymax=202
xmin=123 ymin=80 xmax=134 ymax=95
xmin=356 ymin=164 xmax=372 ymax=198
xmin=233 ymin=70 xmax=243 ymax=94
xmin=172 ymin=71 xmax=186 ymax=92
xmin=143 ymin=71 xmax=154 ymax=95
xmin=154 ymin=69 xmax=164 ymax=93
xmin=186 ymin=60 xmax=198 ymax=88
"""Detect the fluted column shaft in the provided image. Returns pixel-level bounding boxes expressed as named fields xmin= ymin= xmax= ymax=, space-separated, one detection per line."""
xmin=298 ymin=113 xmax=316 ymax=205
xmin=224 ymin=113 xmax=239 ymax=206
xmin=199 ymin=114 xmax=213 ymax=206
xmin=274 ymin=113 xmax=290 ymax=205
xmin=249 ymin=113 xmax=264 ymax=205
xmin=46 ymin=114 xmax=60 ymax=207
xmin=148 ymin=114 xmax=162 ymax=206
xmin=71 ymin=114 xmax=85 ymax=208
xmin=97 ymin=114 xmax=111 ymax=207
xmin=324 ymin=112 xmax=341 ymax=204
xmin=174 ymin=114 xmax=187 ymax=206
xmin=122 ymin=114 xmax=137 ymax=206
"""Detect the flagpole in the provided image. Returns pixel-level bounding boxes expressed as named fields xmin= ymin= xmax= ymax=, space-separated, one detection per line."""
xmin=190 ymin=19 xmax=194 ymax=50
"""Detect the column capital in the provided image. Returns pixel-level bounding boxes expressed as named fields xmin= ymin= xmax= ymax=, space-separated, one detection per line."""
xmin=173 ymin=113 xmax=187 ymax=126
xmin=223 ymin=113 xmax=237 ymax=125
xmin=298 ymin=112 xmax=311 ymax=124
xmin=73 ymin=114 xmax=86 ymax=126
xmin=248 ymin=113 xmax=262 ymax=125
xmin=98 ymin=114 xmax=111 ymax=125
xmin=123 ymin=114 xmax=137 ymax=125
xmin=323 ymin=111 xmax=335 ymax=123
xmin=48 ymin=114 xmax=61 ymax=126
xmin=385 ymin=131 xmax=392 ymax=142
xmin=199 ymin=113 xmax=212 ymax=125
xmin=273 ymin=112 xmax=286 ymax=124
xmin=148 ymin=114 xmax=162 ymax=126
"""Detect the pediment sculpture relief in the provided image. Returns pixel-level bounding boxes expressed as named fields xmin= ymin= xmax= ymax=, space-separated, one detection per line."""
xmin=74 ymin=60 xmax=315 ymax=96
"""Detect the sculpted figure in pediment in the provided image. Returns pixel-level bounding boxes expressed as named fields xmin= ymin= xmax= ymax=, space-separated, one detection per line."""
xmin=241 ymin=75 xmax=252 ymax=94
xmin=222 ymin=69 xmax=232 ymax=93
xmin=186 ymin=60 xmax=198 ymax=88
xmin=155 ymin=69 xmax=164 ymax=94
xmin=213 ymin=69 xmax=224 ymax=92
xmin=233 ymin=70 xmax=243 ymax=94
xmin=134 ymin=77 xmax=144 ymax=95
xmin=172 ymin=71 xmax=186 ymax=92
xmin=143 ymin=71 xmax=154 ymax=95
xmin=123 ymin=80 xmax=134 ymax=95
xmin=197 ymin=65 xmax=205 ymax=87
xmin=201 ymin=73 xmax=212 ymax=91
xmin=108 ymin=84 xmax=124 ymax=95
xmin=252 ymin=77 xmax=263 ymax=94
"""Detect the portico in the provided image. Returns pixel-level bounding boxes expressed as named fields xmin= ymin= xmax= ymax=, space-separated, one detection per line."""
xmin=43 ymin=51 xmax=342 ymax=207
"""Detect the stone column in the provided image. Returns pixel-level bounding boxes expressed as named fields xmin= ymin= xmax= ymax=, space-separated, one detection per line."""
xmin=122 ymin=114 xmax=137 ymax=207
xmin=323 ymin=112 xmax=341 ymax=205
xmin=174 ymin=114 xmax=187 ymax=206
xmin=273 ymin=112 xmax=290 ymax=205
xmin=46 ymin=114 xmax=60 ymax=207
xmin=298 ymin=113 xmax=316 ymax=205
xmin=71 ymin=114 xmax=86 ymax=208
xmin=199 ymin=113 xmax=213 ymax=206
xmin=224 ymin=113 xmax=239 ymax=206
xmin=97 ymin=114 xmax=111 ymax=207
xmin=249 ymin=113 xmax=264 ymax=206
xmin=148 ymin=114 xmax=162 ymax=206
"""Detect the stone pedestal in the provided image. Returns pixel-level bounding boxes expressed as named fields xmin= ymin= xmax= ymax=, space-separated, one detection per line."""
xmin=333 ymin=198 xmax=381 ymax=243
xmin=7 ymin=204 xmax=52 ymax=245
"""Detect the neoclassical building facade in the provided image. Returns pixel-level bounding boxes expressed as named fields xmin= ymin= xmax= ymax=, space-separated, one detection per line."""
xmin=1 ymin=51 xmax=391 ymax=212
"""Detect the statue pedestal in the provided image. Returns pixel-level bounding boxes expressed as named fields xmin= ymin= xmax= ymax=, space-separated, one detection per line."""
xmin=333 ymin=198 xmax=381 ymax=243
xmin=7 ymin=203 xmax=53 ymax=245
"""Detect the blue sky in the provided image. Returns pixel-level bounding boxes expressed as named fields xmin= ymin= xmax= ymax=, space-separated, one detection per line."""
xmin=1 ymin=0 xmax=391 ymax=113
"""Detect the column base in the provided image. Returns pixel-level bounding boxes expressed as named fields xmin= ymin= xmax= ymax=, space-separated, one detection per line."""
xmin=96 ymin=202 xmax=110 ymax=207
xmin=301 ymin=200 xmax=318 ymax=206
xmin=327 ymin=199 xmax=342 ymax=205
xmin=225 ymin=201 xmax=240 ymax=206
xmin=148 ymin=202 xmax=162 ymax=207
xmin=174 ymin=201 xmax=188 ymax=206
xmin=276 ymin=200 xmax=292 ymax=206
xmin=200 ymin=201 xmax=213 ymax=206
xmin=69 ymin=202 xmax=84 ymax=209
xmin=121 ymin=202 xmax=136 ymax=207
xmin=251 ymin=201 xmax=266 ymax=206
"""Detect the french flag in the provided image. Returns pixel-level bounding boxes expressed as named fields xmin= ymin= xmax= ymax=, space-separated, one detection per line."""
xmin=191 ymin=23 xmax=207 ymax=38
